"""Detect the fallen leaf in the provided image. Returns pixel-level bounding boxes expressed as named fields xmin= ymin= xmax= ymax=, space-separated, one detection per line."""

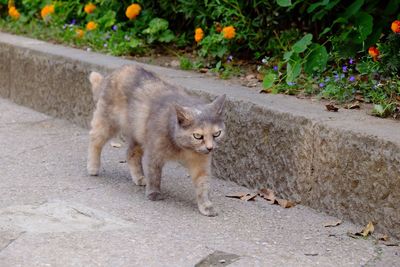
xmin=225 ymin=192 xmax=247 ymax=199
xmin=258 ymin=188 xmax=276 ymax=203
xmin=110 ymin=142 xmax=122 ymax=148
xmin=325 ymin=104 xmax=339 ymax=112
xmin=378 ymin=234 xmax=389 ymax=241
xmin=324 ymin=220 xmax=342 ymax=227
xmin=277 ymin=198 xmax=295 ymax=208
xmin=344 ymin=102 xmax=360 ymax=109
xmin=199 ymin=68 xmax=208 ymax=73
xmin=349 ymin=221 xmax=375 ymax=238
xmin=240 ymin=193 xmax=257 ymax=201
xmin=119 ymin=160 xmax=127 ymax=163
xmin=355 ymin=94 xmax=365 ymax=102
xmin=347 ymin=232 xmax=359 ymax=239
xmin=256 ymin=73 xmax=264 ymax=81
xmin=225 ymin=192 xmax=256 ymax=201
xmin=359 ymin=221 xmax=374 ymax=237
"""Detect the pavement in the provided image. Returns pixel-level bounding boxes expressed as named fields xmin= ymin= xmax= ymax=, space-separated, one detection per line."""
xmin=0 ymin=97 xmax=399 ymax=266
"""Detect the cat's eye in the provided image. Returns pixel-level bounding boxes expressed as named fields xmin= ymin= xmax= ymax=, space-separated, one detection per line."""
xmin=213 ymin=131 xmax=221 ymax=138
xmin=193 ymin=133 xmax=203 ymax=140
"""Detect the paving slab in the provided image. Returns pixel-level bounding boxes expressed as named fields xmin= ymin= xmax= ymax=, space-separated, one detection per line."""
xmin=1 ymin=98 xmax=399 ymax=266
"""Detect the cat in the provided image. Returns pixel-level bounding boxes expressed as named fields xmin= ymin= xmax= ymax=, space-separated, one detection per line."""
xmin=87 ymin=65 xmax=226 ymax=216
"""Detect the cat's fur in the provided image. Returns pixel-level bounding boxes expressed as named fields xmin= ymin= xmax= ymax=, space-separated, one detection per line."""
xmin=87 ymin=65 xmax=226 ymax=216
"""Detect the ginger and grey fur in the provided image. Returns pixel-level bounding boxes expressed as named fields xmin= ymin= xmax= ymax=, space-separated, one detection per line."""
xmin=87 ymin=65 xmax=226 ymax=216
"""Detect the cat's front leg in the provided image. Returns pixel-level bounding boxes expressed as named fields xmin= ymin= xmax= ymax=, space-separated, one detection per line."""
xmin=188 ymin=157 xmax=217 ymax=217
xmin=142 ymin=151 xmax=164 ymax=201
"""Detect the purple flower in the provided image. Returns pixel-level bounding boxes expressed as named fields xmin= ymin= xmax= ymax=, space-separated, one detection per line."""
xmin=287 ymin=82 xmax=296 ymax=86
xmin=112 ymin=25 xmax=118 ymax=31
xmin=325 ymin=77 xmax=330 ymax=82
xmin=349 ymin=76 xmax=355 ymax=82
xmin=103 ymin=43 xmax=108 ymax=48
xmin=342 ymin=65 xmax=348 ymax=72
xmin=334 ymin=74 xmax=339 ymax=81
xmin=319 ymin=82 xmax=325 ymax=88
xmin=349 ymin=58 xmax=354 ymax=65
xmin=273 ymin=65 xmax=278 ymax=71
xmin=70 ymin=19 xmax=76 ymax=25
xmin=227 ymin=55 xmax=233 ymax=62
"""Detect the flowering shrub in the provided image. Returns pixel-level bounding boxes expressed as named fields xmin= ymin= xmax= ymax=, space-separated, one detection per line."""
xmin=84 ymin=3 xmax=96 ymax=14
xmin=125 ymin=3 xmax=141 ymax=20
xmin=41 ymin=4 xmax=54 ymax=20
xmin=0 ymin=0 xmax=398 ymax=117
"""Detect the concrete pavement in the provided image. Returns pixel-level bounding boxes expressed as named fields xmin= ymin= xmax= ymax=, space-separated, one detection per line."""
xmin=1 ymin=98 xmax=399 ymax=266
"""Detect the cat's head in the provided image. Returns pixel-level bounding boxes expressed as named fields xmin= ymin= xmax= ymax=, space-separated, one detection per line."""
xmin=172 ymin=94 xmax=226 ymax=154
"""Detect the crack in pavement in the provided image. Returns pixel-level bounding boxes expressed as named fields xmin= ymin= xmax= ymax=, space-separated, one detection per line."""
xmin=0 ymin=231 xmax=25 ymax=254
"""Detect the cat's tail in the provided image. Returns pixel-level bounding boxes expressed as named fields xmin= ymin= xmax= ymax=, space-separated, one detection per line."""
xmin=89 ymin=71 xmax=103 ymax=102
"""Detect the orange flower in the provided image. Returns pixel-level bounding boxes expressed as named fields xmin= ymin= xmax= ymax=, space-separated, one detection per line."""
xmin=76 ymin=29 xmax=85 ymax=38
xmin=41 ymin=4 xmax=55 ymax=19
xmin=84 ymin=3 xmax=96 ymax=14
xmin=8 ymin=6 xmax=20 ymax=20
xmin=125 ymin=3 xmax=141 ymax=20
xmin=194 ymin=28 xmax=204 ymax=43
xmin=86 ymin=21 xmax=97 ymax=31
xmin=368 ymin=46 xmax=380 ymax=61
xmin=222 ymin=26 xmax=236 ymax=39
xmin=391 ymin=20 xmax=400 ymax=33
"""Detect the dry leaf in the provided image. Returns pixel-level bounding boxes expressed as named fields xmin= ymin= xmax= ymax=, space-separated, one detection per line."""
xmin=347 ymin=232 xmax=359 ymax=239
xmin=110 ymin=142 xmax=122 ymax=148
xmin=325 ymin=104 xmax=339 ymax=112
xmin=277 ymin=198 xmax=295 ymax=208
xmin=225 ymin=192 xmax=247 ymax=199
xmin=324 ymin=220 xmax=342 ymax=228
xmin=344 ymin=102 xmax=360 ymax=109
xmin=359 ymin=221 xmax=374 ymax=237
xmin=226 ymin=192 xmax=256 ymax=201
xmin=199 ymin=68 xmax=208 ymax=73
xmin=378 ymin=234 xmax=389 ymax=241
xmin=355 ymin=94 xmax=365 ymax=102
xmin=258 ymin=188 xmax=276 ymax=202
xmin=240 ymin=193 xmax=257 ymax=201
xmin=350 ymin=221 xmax=375 ymax=238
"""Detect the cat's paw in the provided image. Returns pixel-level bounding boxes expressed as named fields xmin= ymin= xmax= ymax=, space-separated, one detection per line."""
xmin=146 ymin=191 xmax=164 ymax=201
xmin=199 ymin=204 xmax=218 ymax=217
xmin=87 ymin=166 xmax=99 ymax=176
xmin=132 ymin=176 xmax=146 ymax=186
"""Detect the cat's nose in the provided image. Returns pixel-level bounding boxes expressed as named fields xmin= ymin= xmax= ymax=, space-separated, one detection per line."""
xmin=206 ymin=147 xmax=213 ymax=152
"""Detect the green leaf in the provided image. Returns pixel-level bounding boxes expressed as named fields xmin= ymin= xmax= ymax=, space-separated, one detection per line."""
xmin=276 ymin=0 xmax=292 ymax=7
xmin=158 ymin=30 xmax=175 ymax=43
xmin=304 ymin=44 xmax=328 ymax=74
xmin=286 ymin=59 xmax=302 ymax=83
xmin=283 ymin=51 xmax=293 ymax=61
xmin=307 ymin=0 xmax=330 ymax=13
xmin=263 ymin=73 xmax=277 ymax=89
xmin=292 ymin=34 xmax=313 ymax=53
xmin=354 ymin=12 xmax=373 ymax=44
xmin=342 ymin=0 xmax=364 ymax=19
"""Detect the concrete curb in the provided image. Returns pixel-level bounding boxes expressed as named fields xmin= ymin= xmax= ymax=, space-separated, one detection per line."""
xmin=1 ymin=32 xmax=399 ymax=238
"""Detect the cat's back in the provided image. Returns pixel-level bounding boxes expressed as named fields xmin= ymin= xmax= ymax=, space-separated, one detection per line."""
xmin=111 ymin=65 xmax=182 ymax=101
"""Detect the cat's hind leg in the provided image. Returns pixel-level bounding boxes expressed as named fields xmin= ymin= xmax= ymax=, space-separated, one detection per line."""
xmin=87 ymin=113 xmax=116 ymax=176
xmin=127 ymin=141 xmax=146 ymax=186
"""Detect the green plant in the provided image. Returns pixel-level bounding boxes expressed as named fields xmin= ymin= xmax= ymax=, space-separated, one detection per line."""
xmin=142 ymin=18 xmax=174 ymax=44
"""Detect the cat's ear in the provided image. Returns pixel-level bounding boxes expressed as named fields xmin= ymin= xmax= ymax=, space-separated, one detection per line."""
xmin=209 ymin=94 xmax=226 ymax=116
xmin=174 ymin=104 xmax=194 ymax=127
